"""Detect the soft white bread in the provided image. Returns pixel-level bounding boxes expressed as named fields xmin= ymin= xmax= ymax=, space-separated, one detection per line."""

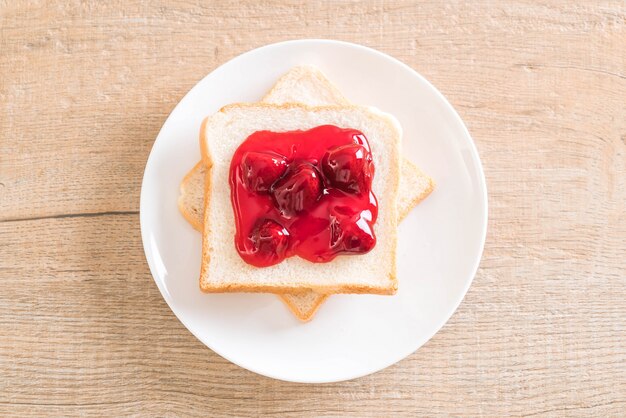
xmin=200 ymin=103 xmax=401 ymax=294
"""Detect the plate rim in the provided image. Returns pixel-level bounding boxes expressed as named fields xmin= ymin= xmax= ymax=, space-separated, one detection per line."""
xmin=140 ymin=38 xmax=488 ymax=383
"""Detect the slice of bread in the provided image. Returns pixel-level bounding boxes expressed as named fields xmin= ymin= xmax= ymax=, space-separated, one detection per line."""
xmin=200 ymin=103 xmax=401 ymax=294
xmin=178 ymin=66 xmax=434 ymax=320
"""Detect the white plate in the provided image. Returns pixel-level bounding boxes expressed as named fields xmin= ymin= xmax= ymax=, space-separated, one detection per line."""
xmin=140 ymin=40 xmax=487 ymax=383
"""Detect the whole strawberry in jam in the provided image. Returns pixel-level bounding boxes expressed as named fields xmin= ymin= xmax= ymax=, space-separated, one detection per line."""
xmin=249 ymin=219 xmax=290 ymax=267
xmin=241 ymin=151 xmax=288 ymax=193
xmin=271 ymin=163 xmax=323 ymax=217
xmin=321 ymin=144 xmax=373 ymax=194
xmin=339 ymin=217 xmax=376 ymax=253
xmin=329 ymin=216 xmax=344 ymax=249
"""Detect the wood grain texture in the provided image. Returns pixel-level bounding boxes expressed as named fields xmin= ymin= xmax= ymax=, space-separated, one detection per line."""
xmin=1 ymin=0 xmax=625 ymax=416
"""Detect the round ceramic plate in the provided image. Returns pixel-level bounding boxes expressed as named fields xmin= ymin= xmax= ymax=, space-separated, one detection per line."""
xmin=140 ymin=40 xmax=487 ymax=383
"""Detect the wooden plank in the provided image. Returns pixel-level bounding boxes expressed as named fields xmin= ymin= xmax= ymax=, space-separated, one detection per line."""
xmin=1 ymin=0 xmax=625 ymax=416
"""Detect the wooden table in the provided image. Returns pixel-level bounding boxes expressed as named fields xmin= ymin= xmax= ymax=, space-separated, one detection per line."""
xmin=1 ymin=1 xmax=625 ymax=416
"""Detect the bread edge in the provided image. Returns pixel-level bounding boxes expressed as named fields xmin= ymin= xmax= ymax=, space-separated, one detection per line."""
xmin=198 ymin=116 xmax=214 ymax=293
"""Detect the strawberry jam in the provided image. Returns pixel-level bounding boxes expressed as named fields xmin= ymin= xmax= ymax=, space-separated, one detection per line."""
xmin=229 ymin=125 xmax=377 ymax=267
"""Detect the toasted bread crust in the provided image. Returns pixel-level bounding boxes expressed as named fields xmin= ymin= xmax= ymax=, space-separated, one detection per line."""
xmin=198 ymin=117 xmax=214 ymax=293
xmin=199 ymin=117 xmax=211 ymax=165
xmin=200 ymin=282 xmax=397 ymax=295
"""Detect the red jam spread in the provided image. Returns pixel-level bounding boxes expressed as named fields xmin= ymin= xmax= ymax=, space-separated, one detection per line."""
xmin=229 ymin=125 xmax=377 ymax=267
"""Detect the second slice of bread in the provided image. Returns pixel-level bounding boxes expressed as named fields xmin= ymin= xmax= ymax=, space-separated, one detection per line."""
xmin=200 ymin=103 xmax=401 ymax=294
